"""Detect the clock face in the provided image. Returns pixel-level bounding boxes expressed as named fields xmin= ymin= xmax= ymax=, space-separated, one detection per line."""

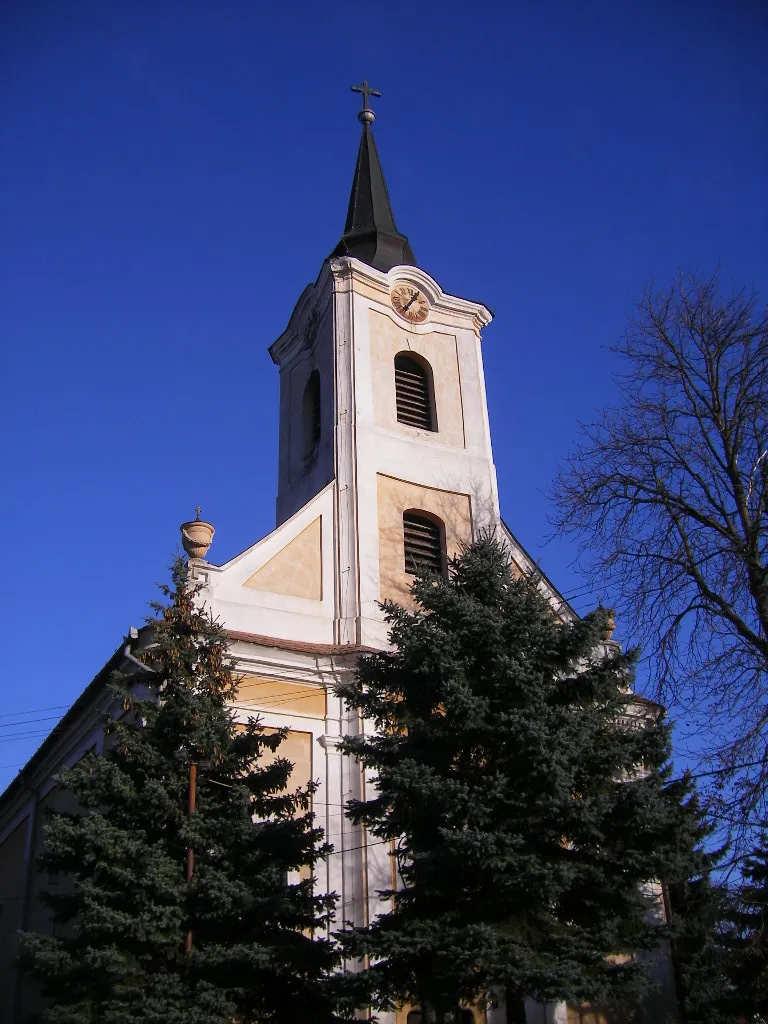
xmin=391 ymin=282 xmax=429 ymax=324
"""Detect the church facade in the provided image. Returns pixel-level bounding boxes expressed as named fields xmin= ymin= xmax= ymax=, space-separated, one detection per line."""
xmin=183 ymin=91 xmax=575 ymax=1021
xmin=0 ymin=90 xmax=676 ymax=1024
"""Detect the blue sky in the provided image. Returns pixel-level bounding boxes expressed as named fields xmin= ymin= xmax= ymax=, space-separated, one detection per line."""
xmin=1 ymin=0 xmax=766 ymax=793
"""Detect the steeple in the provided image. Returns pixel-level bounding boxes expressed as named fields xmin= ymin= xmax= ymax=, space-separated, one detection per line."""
xmin=330 ymin=81 xmax=416 ymax=273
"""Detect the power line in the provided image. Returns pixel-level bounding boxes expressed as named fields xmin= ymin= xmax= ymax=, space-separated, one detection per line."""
xmin=326 ymin=837 xmax=387 ymax=857
xmin=0 ymin=680 xmax=328 ymax=733
xmin=231 ymin=685 xmax=327 ymax=709
xmin=21 ymin=685 xmax=762 ymax=794
xmin=235 ymin=679 xmax=324 ymax=696
xmin=557 ymin=570 xmax=626 ymax=602
xmin=0 ymin=715 xmax=65 ymax=730
xmin=558 ymin=584 xmax=600 ymax=602
xmin=0 ymin=678 xmax=329 ymax=722
xmin=0 ymin=689 xmax=325 ymax=742
xmin=2 ymin=729 xmax=57 ymax=742
xmin=0 ymin=704 xmax=70 ymax=719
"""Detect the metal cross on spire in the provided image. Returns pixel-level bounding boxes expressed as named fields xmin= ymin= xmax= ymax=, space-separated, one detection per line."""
xmin=351 ymin=80 xmax=381 ymax=125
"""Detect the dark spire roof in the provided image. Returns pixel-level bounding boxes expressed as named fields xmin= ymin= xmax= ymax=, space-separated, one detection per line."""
xmin=330 ymin=118 xmax=416 ymax=272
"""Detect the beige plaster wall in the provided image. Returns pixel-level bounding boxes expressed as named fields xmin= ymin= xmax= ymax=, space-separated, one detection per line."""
xmin=369 ymin=310 xmax=465 ymax=448
xmin=395 ymin=1005 xmax=486 ymax=1023
xmin=348 ymin=274 xmax=390 ymax=304
xmin=255 ymin=727 xmax=314 ymax=796
xmin=259 ymin=728 xmax=314 ymax=886
xmin=234 ymin=676 xmax=326 ymax=719
xmin=243 ymin=517 xmax=322 ymax=601
xmin=377 ymin=474 xmax=472 ymax=606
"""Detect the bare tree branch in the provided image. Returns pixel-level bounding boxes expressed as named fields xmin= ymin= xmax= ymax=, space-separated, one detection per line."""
xmin=551 ymin=271 xmax=768 ymax=831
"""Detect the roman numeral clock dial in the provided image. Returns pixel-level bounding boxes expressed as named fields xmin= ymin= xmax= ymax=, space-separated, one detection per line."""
xmin=391 ymin=282 xmax=429 ymax=324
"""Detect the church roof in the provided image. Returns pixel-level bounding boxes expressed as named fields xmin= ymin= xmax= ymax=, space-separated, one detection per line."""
xmin=330 ymin=113 xmax=416 ymax=273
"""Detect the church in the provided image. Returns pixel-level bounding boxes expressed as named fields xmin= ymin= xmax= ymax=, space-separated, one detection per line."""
xmin=0 ymin=85 xmax=676 ymax=1024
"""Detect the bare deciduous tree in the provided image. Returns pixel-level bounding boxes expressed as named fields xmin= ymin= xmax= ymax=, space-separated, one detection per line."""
xmin=552 ymin=271 xmax=768 ymax=825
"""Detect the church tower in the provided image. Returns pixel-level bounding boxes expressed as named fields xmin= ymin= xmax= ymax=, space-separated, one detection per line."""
xmin=188 ymin=87 xmax=564 ymax=1024
xmin=262 ymin=85 xmax=499 ymax=653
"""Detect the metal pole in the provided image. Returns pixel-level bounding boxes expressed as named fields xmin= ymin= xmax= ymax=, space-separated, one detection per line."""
xmin=185 ymin=761 xmax=197 ymax=953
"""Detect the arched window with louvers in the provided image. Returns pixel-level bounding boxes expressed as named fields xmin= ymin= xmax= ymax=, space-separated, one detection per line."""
xmin=403 ymin=510 xmax=446 ymax=578
xmin=301 ymin=369 xmax=321 ymax=460
xmin=394 ymin=352 xmax=436 ymax=432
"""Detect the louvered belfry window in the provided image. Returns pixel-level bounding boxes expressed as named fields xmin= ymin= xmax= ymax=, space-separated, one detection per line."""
xmin=403 ymin=512 xmax=444 ymax=575
xmin=394 ymin=354 xmax=434 ymax=431
xmin=302 ymin=370 xmax=321 ymax=458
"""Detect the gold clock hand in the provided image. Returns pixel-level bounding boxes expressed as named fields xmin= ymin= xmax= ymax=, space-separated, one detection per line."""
xmin=402 ymin=290 xmax=421 ymax=312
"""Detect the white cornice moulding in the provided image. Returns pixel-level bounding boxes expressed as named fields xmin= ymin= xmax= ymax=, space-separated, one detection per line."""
xmin=329 ymin=257 xmax=493 ymax=332
xmin=271 ymin=257 xmax=493 ymax=367
xmin=269 ymin=263 xmax=334 ymax=366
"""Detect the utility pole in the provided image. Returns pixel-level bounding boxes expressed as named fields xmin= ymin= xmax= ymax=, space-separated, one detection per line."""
xmin=185 ymin=759 xmax=197 ymax=953
xmin=175 ymin=748 xmax=209 ymax=953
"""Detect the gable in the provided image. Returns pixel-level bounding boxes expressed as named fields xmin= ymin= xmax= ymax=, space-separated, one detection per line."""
xmin=243 ymin=516 xmax=322 ymax=601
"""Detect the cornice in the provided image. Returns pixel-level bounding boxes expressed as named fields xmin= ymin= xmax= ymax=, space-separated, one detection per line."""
xmin=329 ymin=256 xmax=493 ymax=334
xmin=226 ymin=628 xmax=375 ymax=658
xmin=270 ymin=256 xmax=494 ymax=367
xmin=269 ymin=262 xmax=334 ymax=367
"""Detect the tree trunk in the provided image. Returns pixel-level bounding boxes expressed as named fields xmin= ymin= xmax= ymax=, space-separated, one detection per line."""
xmin=505 ymin=991 xmax=527 ymax=1024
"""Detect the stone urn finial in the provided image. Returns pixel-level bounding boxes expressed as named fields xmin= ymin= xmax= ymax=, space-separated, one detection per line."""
xmin=180 ymin=507 xmax=215 ymax=560
xmin=601 ymin=604 xmax=617 ymax=641
xmin=597 ymin=598 xmax=617 ymax=641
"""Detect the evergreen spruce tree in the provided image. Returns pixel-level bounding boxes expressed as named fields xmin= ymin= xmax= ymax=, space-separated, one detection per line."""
xmin=666 ymin=836 xmax=735 ymax=1024
xmin=727 ymin=836 xmax=768 ymax=1019
xmin=338 ymin=536 xmax=707 ymax=1023
xmin=21 ymin=559 xmax=346 ymax=1024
